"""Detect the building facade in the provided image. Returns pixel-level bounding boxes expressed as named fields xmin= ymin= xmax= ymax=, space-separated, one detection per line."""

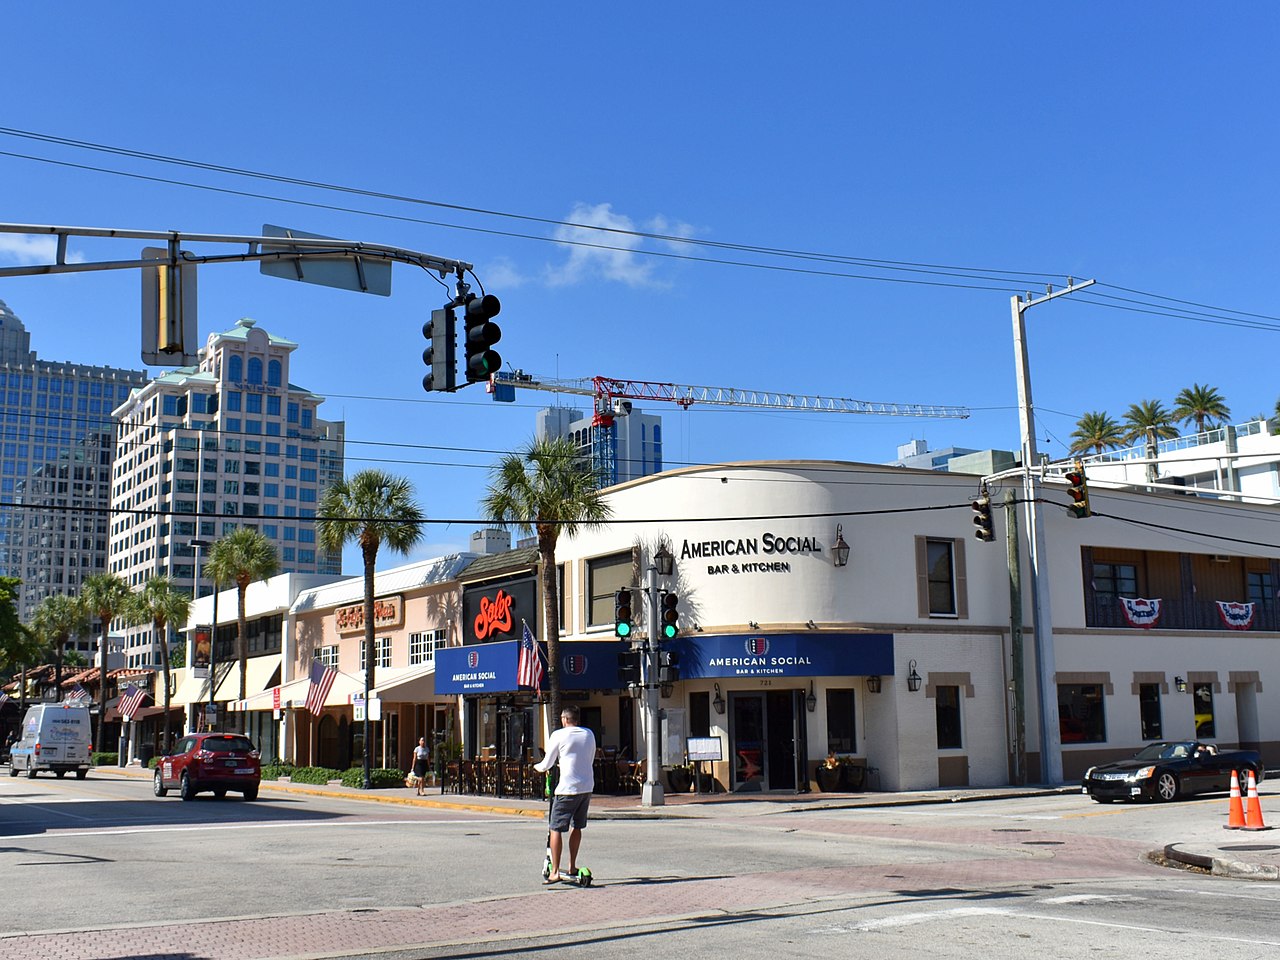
xmin=0 ymin=299 xmax=148 ymax=635
xmin=110 ymin=317 xmax=344 ymax=669
xmin=536 ymin=402 xmax=663 ymax=485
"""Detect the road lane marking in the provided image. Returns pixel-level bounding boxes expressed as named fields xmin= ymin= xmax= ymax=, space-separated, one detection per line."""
xmin=0 ymin=817 xmax=530 ymax=840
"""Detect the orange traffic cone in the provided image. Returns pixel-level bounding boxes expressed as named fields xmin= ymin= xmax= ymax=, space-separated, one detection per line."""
xmin=1243 ymin=770 xmax=1270 ymax=831
xmin=1224 ymin=769 xmax=1246 ymax=830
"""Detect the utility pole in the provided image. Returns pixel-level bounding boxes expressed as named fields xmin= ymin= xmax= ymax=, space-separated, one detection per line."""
xmin=1005 ymin=489 xmax=1025 ymax=785
xmin=1011 ymin=279 xmax=1094 ymax=786
xmin=641 ymin=563 xmax=665 ymax=807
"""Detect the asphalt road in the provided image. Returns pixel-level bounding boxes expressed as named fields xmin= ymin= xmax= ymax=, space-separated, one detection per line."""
xmin=2 ymin=771 xmax=1278 ymax=959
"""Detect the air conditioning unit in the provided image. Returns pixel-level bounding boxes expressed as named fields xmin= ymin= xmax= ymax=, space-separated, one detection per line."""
xmin=1209 ymin=555 xmax=1232 ymax=563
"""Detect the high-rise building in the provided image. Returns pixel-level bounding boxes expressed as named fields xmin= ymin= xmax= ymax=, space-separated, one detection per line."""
xmin=535 ymin=402 xmax=663 ymax=485
xmin=110 ymin=317 xmax=344 ymax=669
xmin=0 ymin=300 xmax=149 ymax=645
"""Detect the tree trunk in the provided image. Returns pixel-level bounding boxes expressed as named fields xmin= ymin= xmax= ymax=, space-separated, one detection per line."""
xmin=361 ymin=544 xmax=377 ymax=789
xmin=237 ymin=579 xmax=249 ymax=734
xmin=158 ymin=621 xmax=173 ymax=755
xmin=539 ymin=531 xmax=561 ymax=733
xmin=97 ymin=623 xmax=109 ymax=754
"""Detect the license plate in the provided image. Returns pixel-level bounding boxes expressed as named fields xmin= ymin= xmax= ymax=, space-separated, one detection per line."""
xmin=42 ymin=748 xmax=58 ymax=755
xmin=1097 ymin=772 xmax=1128 ymax=781
xmin=234 ymin=768 xmax=254 ymax=775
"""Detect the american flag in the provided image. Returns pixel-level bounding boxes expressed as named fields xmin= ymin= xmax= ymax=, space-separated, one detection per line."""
xmin=0 ymin=691 xmax=9 ymax=709
xmin=118 ymin=684 xmax=147 ymax=721
xmin=517 ymin=620 xmax=543 ymax=692
xmin=305 ymin=658 xmax=337 ymax=716
xmin=67 ymin=683 xmax=91 ymax=705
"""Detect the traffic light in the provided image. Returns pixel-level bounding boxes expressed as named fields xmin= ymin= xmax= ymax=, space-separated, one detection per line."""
xmin=1065 ymin=463 xmax=1091 ymax=518
xmin=658 ymin=649 xmax=680 ymax=684
xmin=614 ymin=588 xmax=633 ymax=639
xmin=617 ymin=647 xmax=641 ymax=686
xmin=422 ymin=306 xmax=456 ymax=393
xmin=972 ymin=492 xmax=994 ymax=542
xmin=462 ymin=293 xmax=502 ymax=382
xmin=660 ymin=592 xmax=680 ymax=639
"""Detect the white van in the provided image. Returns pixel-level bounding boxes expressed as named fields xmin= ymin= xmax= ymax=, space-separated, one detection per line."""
xmin=8 ymin=703 xmax=93 ymax=779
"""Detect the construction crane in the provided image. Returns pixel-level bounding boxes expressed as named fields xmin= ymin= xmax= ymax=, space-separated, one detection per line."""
xmin=490 ymin=370 xmax=970 ymax=486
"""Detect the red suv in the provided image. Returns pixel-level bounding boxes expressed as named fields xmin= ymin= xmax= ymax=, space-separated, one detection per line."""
xmin=153 ymin=733 xmax=261 ymax=801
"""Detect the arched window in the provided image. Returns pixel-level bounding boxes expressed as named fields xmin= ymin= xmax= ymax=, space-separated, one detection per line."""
xmin=227 ymin=355 xmax=243 ymax=383
xmin=247 ymin=357 xmax=263 ymax=384
xmin=267 ymin=359 xmax=282 ymax=387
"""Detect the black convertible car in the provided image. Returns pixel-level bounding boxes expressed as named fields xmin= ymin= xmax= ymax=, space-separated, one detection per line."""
xmin=1081 ymin=740 xmax=1264 ymax=803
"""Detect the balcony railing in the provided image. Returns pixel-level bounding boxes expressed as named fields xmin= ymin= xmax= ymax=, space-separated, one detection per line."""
xmin=1086 ymin=595 xmax=1280 ymax=632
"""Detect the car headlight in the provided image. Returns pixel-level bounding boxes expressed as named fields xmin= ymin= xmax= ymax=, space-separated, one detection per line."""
xmin=1083 ymin=766 xmax=1096 ymax=781
xmin=1133 ymin=765 xmax=1156 ymax=779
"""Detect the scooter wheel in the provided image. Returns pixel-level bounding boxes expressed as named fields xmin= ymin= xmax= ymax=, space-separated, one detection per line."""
xmin=577 ymin=868 xmax=592 ymax=887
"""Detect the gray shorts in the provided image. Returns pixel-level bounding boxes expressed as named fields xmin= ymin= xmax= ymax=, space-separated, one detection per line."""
xmin=549 ymin=793 xmax=591 ymax=832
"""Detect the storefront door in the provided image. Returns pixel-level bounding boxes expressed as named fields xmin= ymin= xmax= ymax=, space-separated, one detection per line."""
xmin=730 ymin=690 xmax=807 ymax=791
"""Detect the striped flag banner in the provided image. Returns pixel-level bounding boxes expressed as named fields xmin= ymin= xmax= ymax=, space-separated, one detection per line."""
xmin=0 ymin=691 xmax=9 ymax=709
xmin=517 ymin=620 xmax=544 ymax=692
xmin=119 ymin=683 xmax=147 ymax=721
xmin=305 ymin=658 xmax=337 ymax=716
xmin=67 ymin=683 xmax=92 ymax=705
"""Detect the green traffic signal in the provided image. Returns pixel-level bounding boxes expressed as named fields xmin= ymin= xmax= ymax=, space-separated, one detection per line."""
xmin=660 ymin=592 xmax=679 ymax=639
xmin=615 ymin=588 xmax=633 ymax=639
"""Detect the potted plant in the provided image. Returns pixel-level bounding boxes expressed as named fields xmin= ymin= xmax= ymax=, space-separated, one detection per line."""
xmin=836 ymin=754 xmax=865 ymax=791
xmin=815 ymin=754 xmax=843 ymax=792
xmin=666 ymin=764 xmax=694 ymax=794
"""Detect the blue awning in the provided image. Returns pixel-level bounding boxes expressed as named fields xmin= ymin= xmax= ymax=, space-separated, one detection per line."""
xmin=435 ymin=639 xmax=630 ymax=695
xmin=666 ymin=633 xmax=894 ymax=680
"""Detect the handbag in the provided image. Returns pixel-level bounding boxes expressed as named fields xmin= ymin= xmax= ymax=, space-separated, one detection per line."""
xmin=405 ymin=773 xmax=422 ymax=788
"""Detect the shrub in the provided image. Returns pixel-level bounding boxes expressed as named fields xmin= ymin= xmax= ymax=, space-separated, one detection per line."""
xmin=147 ymin=756 xmax=159 ymax=769
xmin=260 ymin=763 xmax=295 ymax=781
xmin=341 ymin=766 xmax=406 ymax=789
xmin=91 ymin=752 xmax=119 ymax=767
xmin=287 ymin=766 xmax=344 ymax=784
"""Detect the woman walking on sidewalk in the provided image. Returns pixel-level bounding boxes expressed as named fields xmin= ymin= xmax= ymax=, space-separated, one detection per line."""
xmin=411 ymin=737 xmax=430 ymax=796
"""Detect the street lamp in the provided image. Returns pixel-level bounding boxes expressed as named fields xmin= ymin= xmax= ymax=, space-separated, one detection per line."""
xmin=832 ymin=524 xmax=850 ymax=568
xmin=654 ymin=542 xmax=674 ymax=577
xmin=906 ymin=659 xmax=922 ymax=693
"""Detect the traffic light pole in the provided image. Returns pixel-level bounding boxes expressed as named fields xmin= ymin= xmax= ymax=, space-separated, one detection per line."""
xmin=641 ymin=563 xmax=665 ymax=807
xmin=1010 ymin=279 xmax=1094 ymax=786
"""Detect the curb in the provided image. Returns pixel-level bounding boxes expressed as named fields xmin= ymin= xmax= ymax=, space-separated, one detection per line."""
xmin=1162 ymin=843 xmax=1280 ymax=881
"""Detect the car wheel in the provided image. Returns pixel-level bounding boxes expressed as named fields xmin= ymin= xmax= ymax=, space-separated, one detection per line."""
xmin=55 ymin=769 xmax=66 ymax=779
xmin=180 ymin=772 xmax=196 ymax=801
xmin=7 ymin=764 xmax=16 ymax=777
xmin=242 ymin=786 xmax=258 ymax=801
xmin=26 ymin=765 xmax=36 ymax=779
xmin=1091 ymin=796 xmax=1115 ymax=804
xmin=213 ymin=789 xmax=226 ymax=799
xmin=75 ymin=769 xmax=87 ymax=780
xmin=153 ymin=770 xmax=168 ymax=797
xmin=1155 ymin=771 xmax=1180 ymax=802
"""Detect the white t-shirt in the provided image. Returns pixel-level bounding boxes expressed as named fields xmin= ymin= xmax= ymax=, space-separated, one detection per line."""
xmin=535 ymin=724 xmax=596 ymax=795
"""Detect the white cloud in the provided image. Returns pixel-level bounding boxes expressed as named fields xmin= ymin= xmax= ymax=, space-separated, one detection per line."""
xmin=545 ymin=202 xmax=659 ymax=288
xmin=480 ymin=257 xmax=530 ymax=290
xmin=0 ymin=234 xmax=85 ymax=265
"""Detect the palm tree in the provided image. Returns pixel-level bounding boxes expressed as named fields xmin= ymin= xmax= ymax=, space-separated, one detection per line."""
xmin=206 ymin=529 xmax=279 ymax=732
xmin=317 ymin=469 xmax=425 ymax=788
xmin=1069 ymin=412 xmax=1124 ymax=457
xmin=1172 ymin=383 xmax=1230 ymax=435
xmin=481 ymin=435 xmax=612 ymax=724
xmin=1122 ymin=399 xmax=1179 ymax=483
xmin=31 ymin=593 xmax=89 ymax=702
xmin=81 ymin=573 xmax=134 ymax=754
xmin=132 ymin=577 xmax=191 ymax=754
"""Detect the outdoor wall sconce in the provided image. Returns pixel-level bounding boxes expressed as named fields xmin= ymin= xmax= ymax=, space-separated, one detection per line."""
xmin=806 ymin=680 xmax=818 ymax=712
xmin=655 ymin=542 xmax=675 ymax=577
xmin=866 ymin=675 xmax=882 ymax=694
xmin=712 ymin=683 xmax=725 ymax=715
xmin=1174 ymin=676 xmax=1187 ymax=693
xmin=660 ymin=683 xmax=674 ymax=699
xmin=906 ymin=659 xmax=922 ymax=693
xmin=832 ymin=524 xmax=850 ymax=568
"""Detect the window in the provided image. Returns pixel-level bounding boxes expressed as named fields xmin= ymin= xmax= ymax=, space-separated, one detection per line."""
xmin=228 ymin=355 xmax=243 ymax=382
xmin=1058 ymin=683 xmax=1106 ymax=743
xmin=916 ymin=537 xmax=966 ymax=618
xmin=361 ymin=636 xmax=392 ymax=669
xmin=587 ymin=551 xmax=632 ymax=626
xmin=935 ymin=685 xmax=962 ymax=748
xmin=267 ymin=395 xmax=281 ymax=417
xmin=1093 ymin=562 xmax=1138 ymax=602
xmin=1194 ymin=683 xmax=1216 ymax=738
xmin=1139 ymin=683 xmax=1163 ymax=740
xmin=409 ymin=628 xmax=446 ymax=665
xmin=316 ymin=645 xmax=338 ymax=668
xmin=225 ymin=391 xmax=242 ymax=412
xmin=825 ymin=689 xmax=856 ymax=754
xmin=247 ymin=357 xmax=263 ymax=384
xmin=1247 ymin=570 xmax=1274 ymax=608
xmin=246 ymin=393 xmax=262 ymax=414
xmin=267 ymin=359 xmax=282 ymax=387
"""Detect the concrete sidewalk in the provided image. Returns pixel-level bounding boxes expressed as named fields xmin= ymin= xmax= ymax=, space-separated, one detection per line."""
xmin=108 ymin=764 xmax=1280 ymax=879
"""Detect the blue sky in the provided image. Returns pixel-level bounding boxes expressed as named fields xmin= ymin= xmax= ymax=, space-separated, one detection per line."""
xmin=2 ymin=5 xmax=1278 ymax=570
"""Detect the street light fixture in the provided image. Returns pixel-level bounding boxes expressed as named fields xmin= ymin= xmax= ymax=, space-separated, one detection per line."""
xmin=189 ymin=538 xmax=218 ymax=731
xmin=906 ymin=659 xmax=922 ymax=693
xmin=866 ymin=675 xmax=882 ymax=694
xmin=654 ymin=543 xmax=674 ymax=577
xmin=712 ymin=683 xmax=725 ymax=715
xmin=1174 ymin=676 xmax=1187 ymax=693
xmin=832 ymin=524 xmax=850 ymax=568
